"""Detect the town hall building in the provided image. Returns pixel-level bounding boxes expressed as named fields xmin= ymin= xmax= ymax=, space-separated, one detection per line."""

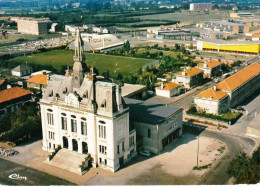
xmin=39 ymin=29 xmax=136 ymax=172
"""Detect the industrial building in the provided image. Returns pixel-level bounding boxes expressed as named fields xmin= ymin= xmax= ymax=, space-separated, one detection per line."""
xmin=190 ymin=3 xmax=213 ymax=12
xmin=194 ymin=63 xmax=260 ymax=115
xmin=68 ymin=34 xmax=124 ymax=52
xmin=197 ymin=38 xmax=260 ymax=54
xmin=12 ymin=17 xmax=49 ymax=35
xmin=203 ymin=20 xmax=249 ymax=34
xmin=147 ymin=26 xmax=193 ymax=41
xmin=230 ymin=12 xmax=254 ymax=19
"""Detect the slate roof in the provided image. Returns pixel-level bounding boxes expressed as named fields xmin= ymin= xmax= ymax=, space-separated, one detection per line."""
xmin=12 ymin=65 xmax=32 ymax=72
xmin=124 ymin=98 xmax=183 ymax=125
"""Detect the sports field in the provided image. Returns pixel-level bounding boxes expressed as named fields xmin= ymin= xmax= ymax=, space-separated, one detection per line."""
xmin=7 ymin=49 xmax=156 ymax=76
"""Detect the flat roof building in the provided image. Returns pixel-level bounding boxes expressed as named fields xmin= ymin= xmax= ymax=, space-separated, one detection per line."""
xmin=203 ymin=20 xmax=248 ymax=34
xmin=124 ymin=98 xmax=183 ymax=153
xmin=197 ymin=38 xmax=260 ymax=54
xmin=14 ymin=18 xmax=49 ymax=35
xmin=190 ymin=3 xmax=213 ymax=12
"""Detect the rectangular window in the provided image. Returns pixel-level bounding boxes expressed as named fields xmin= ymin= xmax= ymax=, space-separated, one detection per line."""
xmin=98 ymin=125 xmax=106 ymax=139
xmin=81 ymin=121 xmax=87 ymax=135
xmin=122 ymin=142 xmax=125 ymax=151
xmin=48 ymin=131 xmax=55 ymax=140
xmin=104 ymin=159 xmax=107 ymax=165
xmin=129 ymin=137 xmax=134 ymax=146
xmin=99 ymin=158 xmax=102 ymax=164
xmin=61 ymin=117 xmax=67 ymax=130
xmin=148 ymin=129 xmax=151 ymax=138
xmin=71 ymin=119 xmax=77 ymax=132
xmin=99 ymin=145 xmax=107 ymax=155
xmin=47 ymin=113 xmax=54 ymax=125
xmin=117 ymin=145 xmax=120 ymax=154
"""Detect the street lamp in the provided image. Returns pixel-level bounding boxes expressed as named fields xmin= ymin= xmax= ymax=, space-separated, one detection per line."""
xmin=197 ymin=135 xmax=200 ymax=167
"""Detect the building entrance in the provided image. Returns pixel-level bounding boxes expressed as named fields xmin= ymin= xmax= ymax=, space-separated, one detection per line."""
xmin=82 ymin=142 xmax=88 ymax=154
xmin=72 ymin=139 xmax=78 ymax=152
xmin=63 ymin=136 xmax=68 ymax=149
xmin=162 ymin=128 xmax=181 ymax=148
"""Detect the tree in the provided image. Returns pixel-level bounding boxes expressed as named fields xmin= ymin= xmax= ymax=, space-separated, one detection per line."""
xmin=116 ymin=73 xmax=123 ymax=80
xmin=175 ymin=43 xmax=180 ymax=51
xmin=130 ymin=49 xmax=135 ymax=57
xmin=227 ymin=151 xmax=260 ymax=184
xmin=123 ymin=40 xmax=131 ymax=52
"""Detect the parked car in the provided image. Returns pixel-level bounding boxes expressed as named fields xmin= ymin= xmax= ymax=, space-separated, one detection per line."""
xmin=139 ymin=149 xmax=151 ymax=157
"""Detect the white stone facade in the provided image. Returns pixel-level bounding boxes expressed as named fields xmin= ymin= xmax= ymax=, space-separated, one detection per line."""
xmin=40 ymin=29 xmax=136 ymax=172
xmin=155 ymin=87 xmax=180 ymax=98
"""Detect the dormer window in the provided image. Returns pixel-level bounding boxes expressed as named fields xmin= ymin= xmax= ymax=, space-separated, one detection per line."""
xmin=56 ymin=93 xmax=60 ymax=98
xmin=101 ymin=99 xmax=106 ymax=108
xmin=63 ymin=88 xmax=67 ymax=94
xmin=49 ymin=90 xmax=53 ymax=97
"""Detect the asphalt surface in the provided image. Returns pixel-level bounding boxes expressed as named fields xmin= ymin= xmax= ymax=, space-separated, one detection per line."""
xmin=184 ymin=125 xmax=255 ymax=185
xmin=0 ymin=158 xmax=74 ymax=185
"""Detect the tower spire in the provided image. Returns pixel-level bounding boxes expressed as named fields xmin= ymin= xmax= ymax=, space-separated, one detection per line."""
xmin=73 ymin=28 xmax=84 ymax=88
xmin=73 ymin=28 xmax=85 ymax=62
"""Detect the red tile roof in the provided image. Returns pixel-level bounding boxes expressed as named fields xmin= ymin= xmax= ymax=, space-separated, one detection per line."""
xmin=0 ymin=79 xmax=5 ymax=86
xmin=217 ymin=63 xmax=260 ymax=92
xmin=26 ymin=74 xmax=47 ymax=85
xmin=157 ymin=82 xmax=180 ymax=90
xmin=177 ymin=67 xmax=203 ymax=77
xmin=0 ymin=87 xmax=32 ymax=104
xmin=196 ymin=87 xmax=228 ymax=100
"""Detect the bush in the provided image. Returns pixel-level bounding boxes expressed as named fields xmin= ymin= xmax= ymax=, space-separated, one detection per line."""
xmin=186 ymin=107 xmax=241 ymax=124
xmin=0 ymin=104 xmax=42 ymax=144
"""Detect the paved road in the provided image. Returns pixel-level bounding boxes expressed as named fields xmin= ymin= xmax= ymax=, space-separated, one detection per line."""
xmin=0 ymin=158 xmax=74 ymax=185
xmin=184 ymin=125 xmax=255 ymax=185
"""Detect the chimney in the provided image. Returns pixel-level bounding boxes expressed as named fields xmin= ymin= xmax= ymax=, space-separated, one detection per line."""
xmin=213 ymin=86 xmax=217 ymax=91
xmin=203 ymin=63 xmax=208 ymax=68
xmin=7 ymin=84 xmax=12 ymax=89
xmin=161 ymin=83 xmax=164 ymax=89
xmin=116 ymin=85 xmax=123 ymax=111
xmin=182 ymin=72 xmax=186 ymax=76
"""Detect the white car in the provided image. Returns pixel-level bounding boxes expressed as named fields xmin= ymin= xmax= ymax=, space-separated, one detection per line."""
xmin=139 ymin=149 xmax=151 ymax=157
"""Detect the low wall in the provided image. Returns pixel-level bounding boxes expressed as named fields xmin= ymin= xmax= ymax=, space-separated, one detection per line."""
xmin=184 ymin=113 xmax=229 ymax=128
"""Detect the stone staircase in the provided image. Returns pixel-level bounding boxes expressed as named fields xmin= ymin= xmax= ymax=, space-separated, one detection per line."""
xmin=46 ymin=148 xmax=89 ymax=175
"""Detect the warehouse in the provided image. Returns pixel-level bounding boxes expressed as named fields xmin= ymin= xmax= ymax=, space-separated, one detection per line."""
xmin=197 ymin=38 xmax=260 ymax=54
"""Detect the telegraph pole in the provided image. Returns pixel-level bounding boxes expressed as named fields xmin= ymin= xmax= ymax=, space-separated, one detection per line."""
xmin=197 ymin=135 xmax=200 ymax=167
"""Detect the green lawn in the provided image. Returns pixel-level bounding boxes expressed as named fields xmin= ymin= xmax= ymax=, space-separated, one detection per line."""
xmin=7 ymin=49 xmax=155 ymax=76
xmin=136 ymin=48 xmax=183 ymax=58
